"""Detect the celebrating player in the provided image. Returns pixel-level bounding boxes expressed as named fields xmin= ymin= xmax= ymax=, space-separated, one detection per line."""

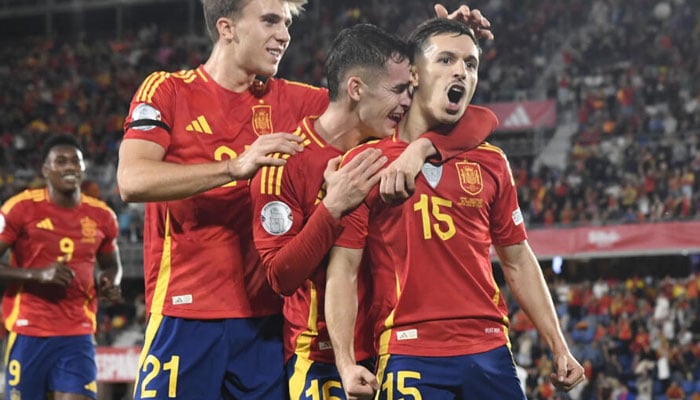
xmin=0 ymin=134 xmax=122 ymax=400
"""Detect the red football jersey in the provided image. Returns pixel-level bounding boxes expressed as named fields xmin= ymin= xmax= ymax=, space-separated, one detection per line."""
xmin=250 ymin=116 xmax=375 ymax=363
xmin=0 ymin=189 xmax=118 ymax=336
xmin=336 ymin=109 xmax=526 ymax=357
xmin=123 ymin=66 xmax=329 ymax=319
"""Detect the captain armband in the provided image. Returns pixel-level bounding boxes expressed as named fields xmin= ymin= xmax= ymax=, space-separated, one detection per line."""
xmin=126 ymin=103 xmax=171 ymax=132
xmin=126 ymin=119 xmax=171 ymax=132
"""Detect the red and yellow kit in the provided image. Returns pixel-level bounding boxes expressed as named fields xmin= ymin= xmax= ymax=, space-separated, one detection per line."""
xmin=0 ymin=189 xmax=118 ymax=336
xmin=336 ymin=107 xmax=525 ymax=357
xmin=250 ymin=116 xmax=375 ymax=364
xmin=123 ymin=66 xmax=328 ymax=319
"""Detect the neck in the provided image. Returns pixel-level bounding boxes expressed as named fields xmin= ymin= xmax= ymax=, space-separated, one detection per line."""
xmin=399 ymin=105 xmax=433 ymax=143
xmin=48 ymin=186 xmax=80 ymax=208
xmin=204 ymin=44 xmax=256 ymax=93
xmin=314 ymin=103 xmax=363 ymax=151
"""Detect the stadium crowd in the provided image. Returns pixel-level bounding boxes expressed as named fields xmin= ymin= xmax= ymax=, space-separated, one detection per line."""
xmin=0 ymin=0 xmax=698 ymax=398
xmin=518 ymin=0 xmax=700 ymax=228
xmin=1 ymin=1 xmax=698 ymax=230
xmin=509 ymin=271 xmax=700 ymax=400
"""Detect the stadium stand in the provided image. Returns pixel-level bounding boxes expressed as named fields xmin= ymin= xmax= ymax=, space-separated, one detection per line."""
xmin=0 ymin=0 xmax=698 ymax=398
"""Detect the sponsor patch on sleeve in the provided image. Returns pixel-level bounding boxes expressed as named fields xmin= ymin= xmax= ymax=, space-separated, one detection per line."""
xmin=0 ymin=214 xmax=5 ymax=234
xmin=512 ymin=208 xmax=523 ymax=225
xmin=130 ymin=103 xmax=163 ymax=131
xmin=261 ymin=201 xmax=293 ymax=235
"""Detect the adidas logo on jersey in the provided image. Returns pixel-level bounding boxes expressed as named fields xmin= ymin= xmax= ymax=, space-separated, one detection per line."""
xmin=186 ymin=116 xmax=212 ymax=134
xmin=36 ymin=218 xmax=54 ymax=230
xmin=172 ymin=294 xmax=193 ymax=305
xmin=396 ymin=328 xmax=418 ymax=341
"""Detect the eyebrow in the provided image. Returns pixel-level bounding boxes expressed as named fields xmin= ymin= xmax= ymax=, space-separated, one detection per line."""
xmin=436 ymin=50 xmax=455 ymax=57
xmin=437 ymin=50 xmax=479 ymax=65
xmin=261 ymin=12 xmax=292 ymax=27
xmin=391 ymin=82 xmax=410 ymax=92
xmin=464 ymin=54 xmax=479 ymax=65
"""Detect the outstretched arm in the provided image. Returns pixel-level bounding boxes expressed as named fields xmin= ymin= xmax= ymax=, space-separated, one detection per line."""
xmin=495 ymin=241 xmax=585 ymax=391
xmin=118 ymin=133 xmax=304 ymax=202
xmin=326 ymin=246 xmax=378 ymax=400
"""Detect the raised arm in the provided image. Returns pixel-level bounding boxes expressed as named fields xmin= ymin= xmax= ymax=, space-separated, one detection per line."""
xmin=434 ymin=3 xmax=494 ymax=40
xmin=495 ymin=241 xmax=585 ymax=391
xmin=325 ymin=245 xmax=378 ymax=400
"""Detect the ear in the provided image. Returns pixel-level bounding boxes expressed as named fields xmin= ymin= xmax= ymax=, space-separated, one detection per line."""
xmin=41 ymin=163 xmax=49 ymax=179
xmin=410 ymin=64 xmax=419 ymax=88
xmin=346 ymin=76 xmax=363 ymax=102
xmin=217 ymin=17 xmax=236 ymax=42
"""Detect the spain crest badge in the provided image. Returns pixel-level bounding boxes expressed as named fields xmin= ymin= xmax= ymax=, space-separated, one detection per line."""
xmin=456 ymin=161 xmax=483 ymax=195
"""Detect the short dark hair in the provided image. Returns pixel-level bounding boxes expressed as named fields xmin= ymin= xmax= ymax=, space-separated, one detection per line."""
xmin=324 ymin=23 xmax=408 ymax=101
xmin=41 ymin=134 xmax=83 ymax=163
xmin=407 ymin=18 xmax=480 ymax=63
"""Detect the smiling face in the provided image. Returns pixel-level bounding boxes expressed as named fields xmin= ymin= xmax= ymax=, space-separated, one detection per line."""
xmin=43 ymin=145 xmax=85 ymax=195
xmin=233 ymin=0 xmax=293 ymax=76
xmin=411 ymin=32 xmax=479 ymax=127
xmin=355 ymin=58 xmax=412 ymax=139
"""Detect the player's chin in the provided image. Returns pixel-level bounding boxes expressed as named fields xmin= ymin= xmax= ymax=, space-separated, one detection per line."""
xmin=257 ymin=63 xmax=279 ymax=78
xmin=438 ymin=111 xmax=462 ymax=126
xmin=381 ymin=118 xmax=401 ymax=136
xmin=56 ymin=182 xmax=81 ymax=194
xmin=443 ymin=100 xmax=468 ymax=120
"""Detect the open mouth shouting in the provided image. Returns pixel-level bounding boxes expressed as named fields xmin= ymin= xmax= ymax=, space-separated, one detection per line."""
xmin=446 ymin=83 xmax=466 ymax=113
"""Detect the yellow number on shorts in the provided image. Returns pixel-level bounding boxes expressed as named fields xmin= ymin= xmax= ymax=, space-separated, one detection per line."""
xmin=8 ymin=359 xmax=20 ymax=385
xmin=413 ymin=194 xmax=456 ymax=241
xmin=381 ymin=371 xmax=422 ymax=400
xmin=397 ymin=371 xmax=421 ymax=399
xmin=140 ymin=354 xmax=179 ymax=398
xmin=322 ymin=379 xmax=342 ymax=400
xmin=214 ymin=145 xmax=239 ymax=187
xmin=58 ymin=237 xmax=75 ymax=262
xmin=163 ymin=356 xmax=180 ymax=397
xmin=305 ymin=379 xmax=343 ymax=400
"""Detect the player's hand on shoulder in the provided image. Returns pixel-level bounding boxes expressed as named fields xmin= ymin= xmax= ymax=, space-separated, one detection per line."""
xmin=322 ymin=148 xmax=387 ymax=219
xmin=339 ymin=364 xmax=378 ymax=400
xmin=35 ymin=261 xmax=74 ymax=287
xmin=550 ymin=350 xmax=586 ymax=392
xmin=380 ymin=141 xmax=433 ymax=204
xmin=228 ymin=132 xmax=304 ymax=180
xmin=434 ymin=3 xmax=494 ymax=40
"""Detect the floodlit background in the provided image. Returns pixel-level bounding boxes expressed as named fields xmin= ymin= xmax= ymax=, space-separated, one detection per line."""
xmin=0 ymin=1 xmax=698 ymax=399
